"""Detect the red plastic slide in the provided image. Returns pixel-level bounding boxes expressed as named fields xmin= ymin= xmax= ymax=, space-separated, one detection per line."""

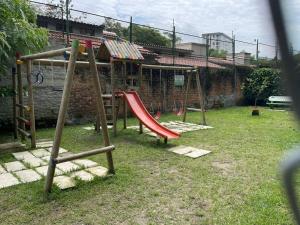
xmin=122 ymin=91 xmax=180 ymax=140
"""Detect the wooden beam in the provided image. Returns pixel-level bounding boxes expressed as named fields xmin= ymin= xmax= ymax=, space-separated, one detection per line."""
xmin=55 ymin=145 xmax=115 ymax=164
xmin=195 ymin=70 xmax=207 ymax=125
xmin=32 ymin=59 xmax=110 ymax=68
xmin=16 ymin=64 xmax=25 ymax=140
xmin=86 ymin=40 xmax=115 ymax=174
xmin=17 ymin=128 xmax=31 ymax=138
xmin=20 ymin=47 xmax=71 ymax=60
xmin=26 ymin=60 xmax=36 ymax=148
xmin=12 ymin=68 xmax=17 ymax=139
xmin=142 ymin=64 xmax=193 ymax=70
xmin=111 ymin=61 xmax=117 ymax=136
xmin=44 ymin=40 xmax=79 ymax=195
xmin=183 ymin=71 xmax=192 ymax=122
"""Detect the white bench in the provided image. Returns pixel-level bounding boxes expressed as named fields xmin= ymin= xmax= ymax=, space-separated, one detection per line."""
xmin=267 ymin=96 xmax=292 ymax=108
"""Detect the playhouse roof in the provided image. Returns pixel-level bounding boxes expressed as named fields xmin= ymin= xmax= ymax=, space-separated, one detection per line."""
xmin=98 ymin=39 xmax=144 ymax=61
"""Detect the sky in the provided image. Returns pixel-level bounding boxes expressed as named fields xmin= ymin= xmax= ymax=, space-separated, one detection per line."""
xmin=36 ymin=0 xmax=300 ymax=57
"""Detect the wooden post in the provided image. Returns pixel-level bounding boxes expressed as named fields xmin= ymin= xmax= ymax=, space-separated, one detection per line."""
xmin=195 ymin=69 xmax=207 ymax=125
xmin=123 ymin=97 xmax=127 ymax=129
xmin=26 ymin=61 xmax=36 ymax=148
xmin=44 ymin=40 xmax=79 ymax=195
xmin=111 ymin=60 xmax=117 ymax=136
xmin=16 ymin=63 xmax=25 ymax=140
xmin=139 ymin=121 xmax=143 ymax=134
xmin=183 ymin=70 xmax=192 ymax=122
xmin=138 ymin=64 xmax=143 ymax=134
xmin=12 ymin=67 xmax=18 ymax=139
xmin=86 ymin=40 xmax=114 ymax=174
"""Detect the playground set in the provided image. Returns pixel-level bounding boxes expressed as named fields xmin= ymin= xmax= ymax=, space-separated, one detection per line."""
xmin=2 ymin=37 xmax=208 ymax=195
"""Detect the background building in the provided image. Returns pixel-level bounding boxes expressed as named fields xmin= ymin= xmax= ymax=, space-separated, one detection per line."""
xmin=202 ymin=32 xmax=232 ymax=53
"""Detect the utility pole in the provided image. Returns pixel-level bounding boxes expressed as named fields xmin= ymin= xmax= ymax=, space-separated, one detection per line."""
xmin=66 ymin=0 xmax=70 ymax=46
xmin=172 ymin=19 xmax=175 ymax=66
xmin=256 ymin=38 xmax=259 ymax=66
xmin=129 ymin=16 xmax=133 ymax=43
xmin=232 ymin=34 xmax=237 ymax=102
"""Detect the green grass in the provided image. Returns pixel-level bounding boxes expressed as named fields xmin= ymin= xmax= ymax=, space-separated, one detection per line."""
xmin=0 ymin=107 xmax=299 ymax=224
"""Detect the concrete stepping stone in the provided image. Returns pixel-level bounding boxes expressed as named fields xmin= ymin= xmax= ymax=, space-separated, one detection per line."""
xmin=86 ymin=166 xmax=108 ymax=177
xmin=53 ymin=176 xmax=76 ymax=189
xmin=4 ymin=161 xmax=26 ymax=172
xmin=83 ymin=126 xmax=94 ymax=130
xmin=168 ymin=145 xmax=194 ymax=155
xmin=47 ymin=147 xmax=68 ymax=154
xmin=22 ymin=156 xmax=47 ymax=167
xmin=0 ymin=165 xmax=6 ymax=174
xmin=31 ymin=149 xmax=50 ymax=158
xmin=12 ymin=151 xmax=35 ymax=160
xmin=71 ymin=170 xmax=94 ymax=181
xmin=0 ymin=173 xmax=20 ymax=188
xmin=41 ymin=156 xmax=50 ymax=161
xmin=56 ymin=162 xmax=80 ymax=173
xmin=184 ymin=149 xmax=211 ymax=159
xmin=73 ymin=159 xmax=98 ymax=168
xmin=35 ymin=165 xmax=63 ymax=176
xmin=14 ymin=169 xmax=42 ymax=183
xmin=36 ymin=141 xmax=53 ymax=148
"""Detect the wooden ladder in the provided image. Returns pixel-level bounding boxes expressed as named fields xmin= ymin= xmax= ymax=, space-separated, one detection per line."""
xmin=13 ymin=59 xmax=36 ymax=148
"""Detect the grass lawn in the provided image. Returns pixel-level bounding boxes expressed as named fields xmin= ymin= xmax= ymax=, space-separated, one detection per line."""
xmin=0 ymin=107 xmax=299 ymax=224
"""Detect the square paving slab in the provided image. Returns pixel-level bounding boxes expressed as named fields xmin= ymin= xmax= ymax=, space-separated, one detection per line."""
xmin=0 ymin=173 xmax=20 ymax=188
xmin=4 ymin=161 xmax=26 ymax=172
xmin=14 ymin=169 xmax=42 ymax=183
xmin=36 ymin=141 xmax=53 ymax=148
xmin=47 ymin=147 xmax=68 ymax=154
xmin=35 ymin=165 xmax=63 ymax=176
xmin=73 ymin=159 xmax=98 ymax=168
xmin=0 ymin=165 xmax=6 ymax=174
xmin=30 ymin=149 xmax=50 ymax=158
xmin=168 ymin=145 xmax=194 ymax=155
xmin=22 ymin=156 xmax=47 ymax=167
xmin=86 ymin=166 xmax=108 ymax=177
xmin=184 ymin=149 xmax=211 ymax=158
xmin=56 ymin=162 xmax=80 ymax=173
xmin=71 ymin=170 xmax=94 ymax=181
xmin=12 ymin=151 xmax=35 ymax=160
xmin=53 ymin=176 xmax=76 ymax=189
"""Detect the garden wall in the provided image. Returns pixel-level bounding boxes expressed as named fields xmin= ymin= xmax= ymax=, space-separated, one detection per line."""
xmin=0 ymin=62 xmax=246 ymax=130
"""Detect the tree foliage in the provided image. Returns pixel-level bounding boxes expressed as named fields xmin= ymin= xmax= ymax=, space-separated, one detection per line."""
xmin=104 ymin=19 xmax=174 ymax=47
xmin=0 ymin=0 xmax=48 ymax=75
xmin=208 ymin=49 xmax=227 ymax=58
xmin=242 ymin=68 xmax=283 ymax=106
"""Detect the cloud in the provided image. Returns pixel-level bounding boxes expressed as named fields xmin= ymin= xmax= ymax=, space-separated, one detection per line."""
xmin=38 ymin=0 xmax=300 ymax=56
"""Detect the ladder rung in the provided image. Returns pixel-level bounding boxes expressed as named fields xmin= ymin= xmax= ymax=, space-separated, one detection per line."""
xmin=16 ymin=103 xmax=30 ymax=111
xmin=17 ymin=116 xmax=30 ymax=125
xmin=54 ymin=145 xmax=115 ymax=164
xmin=17 ymin=128 xmax=31 ymax=138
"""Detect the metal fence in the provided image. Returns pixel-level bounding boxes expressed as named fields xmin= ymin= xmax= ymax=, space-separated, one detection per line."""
xmin=29 ymin=0 xmax=299 ymax=68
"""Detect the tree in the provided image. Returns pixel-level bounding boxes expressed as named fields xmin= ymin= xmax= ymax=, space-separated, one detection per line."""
xmin=0 ymin=0 xmax=48 ymax=75
xmin=209 ymin=49 xmax=227 ymax=58
xmin=104 ymin=19 xmax=174 ymax=47
xmin=242 ymin=68 xmax=283 ymax=106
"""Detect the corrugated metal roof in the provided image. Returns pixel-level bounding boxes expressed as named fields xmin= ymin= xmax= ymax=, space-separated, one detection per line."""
xmin=157 ymin=55 xmax=225 ymax=69
xmin=104 ymin=39 xmax=144 ymax=61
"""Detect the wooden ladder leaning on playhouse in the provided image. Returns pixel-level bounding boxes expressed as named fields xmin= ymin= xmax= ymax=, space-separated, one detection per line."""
xmin=14 ymin=54 xmax=37 ymax=148
xmin=18 ymin=40 xmax=116 ymax=196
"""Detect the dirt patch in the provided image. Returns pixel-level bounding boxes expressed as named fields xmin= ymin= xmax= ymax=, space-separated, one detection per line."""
xmin=212 ymin=161 xmax=234 ymax=175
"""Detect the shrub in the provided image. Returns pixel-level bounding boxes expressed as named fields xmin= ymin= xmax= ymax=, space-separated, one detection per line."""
xmin=242 ymin=68 xmax=283 ymax=106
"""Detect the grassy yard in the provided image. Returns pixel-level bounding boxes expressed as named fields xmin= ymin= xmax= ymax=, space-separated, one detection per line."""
xmin=0 ymin=107 xmax=299 ymax=224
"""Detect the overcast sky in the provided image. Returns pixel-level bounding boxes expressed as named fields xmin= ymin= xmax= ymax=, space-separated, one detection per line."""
xmin=37 ymin=0 xmax=300 ymax=57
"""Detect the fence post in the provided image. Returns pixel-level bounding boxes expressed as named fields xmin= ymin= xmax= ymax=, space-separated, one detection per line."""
xmin=129 ymin=16 xmax=133 ymax=43
xmin=232 ymin=35 xmax=237 ymax=102
xmin=256 ymin=38 xmax=259 ymax=66
xmin=66 ymin=0 xmax=70 ymax=46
